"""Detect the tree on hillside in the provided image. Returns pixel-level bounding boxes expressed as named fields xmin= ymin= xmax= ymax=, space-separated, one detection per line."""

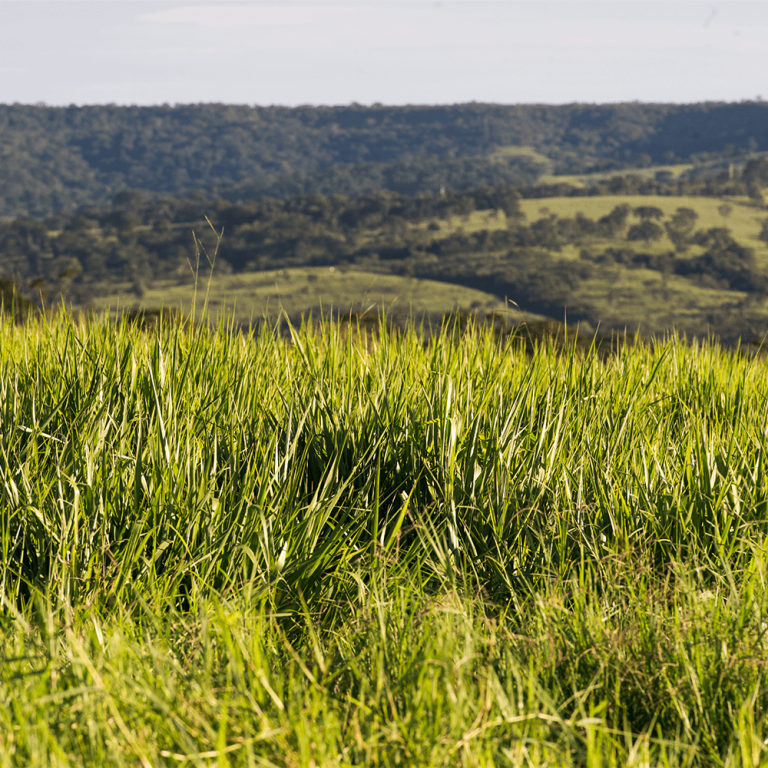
xmin=743 ymin=158 xmax=768 ymax=202
xmin=743 ymin=158 xmax=768 ymax=187
xmin=664 ymin=207 xmax=698 ymax=252
xmin=691 ymin=227 xmax=736 ymax=250
xmin=668 ymin=207 xmax=698 ymax=231
xmin=674 ymin=233 xmax=761 ymax=293
xmin=627 ymin=220 xmax=664 ymax=243
xmin=718 ymin=203 xmax=732 ymax=219
xmin=597 ymin=204 xmax=631 ymax=237
xmin=633 ymin=206 xmax=664 ymax=221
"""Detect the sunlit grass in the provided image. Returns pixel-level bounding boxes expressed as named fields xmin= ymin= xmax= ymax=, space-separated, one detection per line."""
xmin=92 ymin=267 xmax=534 ymax=327
xmin=1 ymin=312 xmax=768 ymax=765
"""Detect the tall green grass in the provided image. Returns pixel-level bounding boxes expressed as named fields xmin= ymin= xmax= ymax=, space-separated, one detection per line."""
xmin=1 ymin=312 xmax=768 ymax=766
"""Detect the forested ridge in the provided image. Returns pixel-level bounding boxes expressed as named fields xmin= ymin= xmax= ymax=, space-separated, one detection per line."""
xmin=3 ymin=100 xmax=768 ymax=218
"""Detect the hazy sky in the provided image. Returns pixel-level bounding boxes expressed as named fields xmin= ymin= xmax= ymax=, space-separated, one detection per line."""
xmin=1 ymin=1 xmax=767 ymax=106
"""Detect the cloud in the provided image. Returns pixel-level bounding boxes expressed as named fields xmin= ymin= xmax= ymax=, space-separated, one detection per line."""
xmin=143 ymin=4 xmax=352 ymax=29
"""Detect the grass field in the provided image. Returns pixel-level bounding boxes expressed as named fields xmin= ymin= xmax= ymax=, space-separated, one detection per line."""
xmin=487 ymin=145 xmax=555 ymax=176
xmin=93 ymin=267 xmax=545 ymax=327
xmin=2 ymin=313 xmax=768 ymax=766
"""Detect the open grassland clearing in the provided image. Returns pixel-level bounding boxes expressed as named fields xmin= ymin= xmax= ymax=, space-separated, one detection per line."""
xmin=2 ymin=315 xmax=768 ymax=765
xmin=420 ymin=195 xmax=764 ymax=247
xmin=538 ymin=161 xmax=693 ymax=186
xmin=413 ymin=194 xmax=768 ymax=261
xmin=538 ymin=150 xmax=768 ymax=189
xmin=487 ymin=145 xmax=556 ymax=175
xmin=409 ymin=207 xmax=512 ymax=237
xmin=518 ymin=194 xmax=768 ymax=257
xmin=92 ymin=267 xmax=540 ymax=326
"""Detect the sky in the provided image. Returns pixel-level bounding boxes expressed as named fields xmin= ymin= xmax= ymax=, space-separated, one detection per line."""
xmin=1 ymin=0 xmax=767 ymax=107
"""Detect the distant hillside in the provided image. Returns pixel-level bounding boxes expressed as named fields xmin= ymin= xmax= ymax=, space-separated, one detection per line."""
xmin=4 ymin=167 xmax=768 ymax=342
xmin=1 ymin=101 xmax=768 ymax=218
xmin=207 ymin=155 xmax=546 ymax=203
